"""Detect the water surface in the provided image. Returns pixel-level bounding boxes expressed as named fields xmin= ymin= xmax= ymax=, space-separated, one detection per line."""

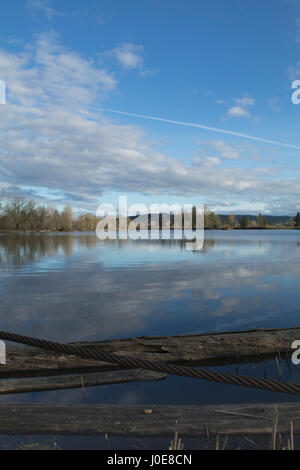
xmin=1 ymin=230 xmax=300 ymax=410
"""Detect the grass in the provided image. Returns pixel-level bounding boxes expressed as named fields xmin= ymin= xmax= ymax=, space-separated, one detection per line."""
xmin=167 ymin=405 xmax=296 ymax=451
xmin=169 ymin=431 xmax=184 ymax=450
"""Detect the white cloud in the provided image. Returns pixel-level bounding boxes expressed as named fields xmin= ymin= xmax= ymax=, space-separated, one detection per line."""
xmin=113 ymin=43 xmax=144 ymax=70
xmin=267 ymin=96 xmax=281 ymax=112
xmin=0 ymin=34 xmax=299 ymax=214
xmin=27 ymin=0 xmax=61 ymax=20
xmin=288 ymin=59 xmax=300 ymax=81
xmin=210 ymin=140 xmax=240 ymax=159
xmin=0 ymin=32 xmax=116 ymax=108
xmin=7 ymin=38 xmax=23 ymax=46
xmin=227 ymin=96 xmax=254 ymax=118
xmin=235 ymin=97 xmax=255 ymax=107
xmin=203 ymin=157 xmax=221 ymax=167
xmin=227 ymin=106 xmax=251 ymax=118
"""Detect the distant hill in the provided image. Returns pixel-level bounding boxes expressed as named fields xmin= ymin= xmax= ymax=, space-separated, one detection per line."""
xmin=219 ymin=215 xmax=292 ymax=224
xmin=129 ymin=214 xmax=293 ymax=224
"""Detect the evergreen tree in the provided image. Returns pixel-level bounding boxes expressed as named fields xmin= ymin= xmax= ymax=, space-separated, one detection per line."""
xmin=257 ymin=213 xmax=267 ymax=228
xmin=240 ymin=216 xmax=250 ymax=229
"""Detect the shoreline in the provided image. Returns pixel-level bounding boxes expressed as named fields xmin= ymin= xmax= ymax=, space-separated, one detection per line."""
xmin=1 ymin=227 xmax=300 ymax=234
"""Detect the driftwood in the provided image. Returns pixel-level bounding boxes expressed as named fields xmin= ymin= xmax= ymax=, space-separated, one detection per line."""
xmin=1 ymin=326 xmax=299 ymax=378
xmin=0 ymin=369 xmax=166 ymax=395
xmin=0 ymin=402 xmax=300 ymax=436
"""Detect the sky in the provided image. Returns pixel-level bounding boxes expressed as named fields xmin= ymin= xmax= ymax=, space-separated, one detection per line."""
xmin=1 ymin=0 xmax=300 ymax=215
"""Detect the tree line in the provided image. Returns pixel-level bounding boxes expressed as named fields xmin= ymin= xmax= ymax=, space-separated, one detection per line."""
xmin=1 ymin=197 xmax=300 ymax=232
xmin=200 ymin=211 xmax=300 ymax=229
xmin=0 ymin=197 xmax=99 ymax=232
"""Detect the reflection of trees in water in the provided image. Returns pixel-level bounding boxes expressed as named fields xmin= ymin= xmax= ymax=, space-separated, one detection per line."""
xmin=0 ymin=233 xmax=100 ymax=266
xmin=192 ymin=236 xmax=300 ymax=256
xmin=0 ymin=233 xmax=216 ymax=266
xmin=198 ymin=238 xmax=216 ymax=253
xmin=1 ymin=232 xmax=299 ymax=267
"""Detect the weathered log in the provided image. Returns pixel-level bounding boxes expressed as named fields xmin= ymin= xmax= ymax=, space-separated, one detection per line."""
xmin=1 ymin=326 xmax=299 ymax=378
xmin=0 ymin=369 xmax=166 ymax=395
xmin=0 ymin=402 xmax=300 ymax=436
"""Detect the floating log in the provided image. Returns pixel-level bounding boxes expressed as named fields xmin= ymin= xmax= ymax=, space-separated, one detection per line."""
xmin=1 ymin=402 xmax=300 ymax=436
xmin=1 ymin=326 xmax=299 ymax=378
xmin=0 ymin=369 xmax=166 ymax=395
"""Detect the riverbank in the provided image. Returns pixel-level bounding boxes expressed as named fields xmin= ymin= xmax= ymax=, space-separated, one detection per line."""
xmin=1 ymin=226 xmax=300 ymax=234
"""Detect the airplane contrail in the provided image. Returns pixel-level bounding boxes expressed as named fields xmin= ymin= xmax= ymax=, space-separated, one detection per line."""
xmin=99 ymin=107 xmax=300 ymax=150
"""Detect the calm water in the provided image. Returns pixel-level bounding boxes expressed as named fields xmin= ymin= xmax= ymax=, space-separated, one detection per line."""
xmin=1 ymin=230 xmax=300 ymax=416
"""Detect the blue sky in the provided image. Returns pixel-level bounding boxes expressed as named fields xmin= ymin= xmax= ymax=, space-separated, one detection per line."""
xmin=1 ymin=0 xmax=300 ymax=215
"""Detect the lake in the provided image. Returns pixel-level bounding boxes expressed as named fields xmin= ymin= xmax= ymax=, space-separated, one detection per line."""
xmin=1 ymin=230 xmax=300 ymax=447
